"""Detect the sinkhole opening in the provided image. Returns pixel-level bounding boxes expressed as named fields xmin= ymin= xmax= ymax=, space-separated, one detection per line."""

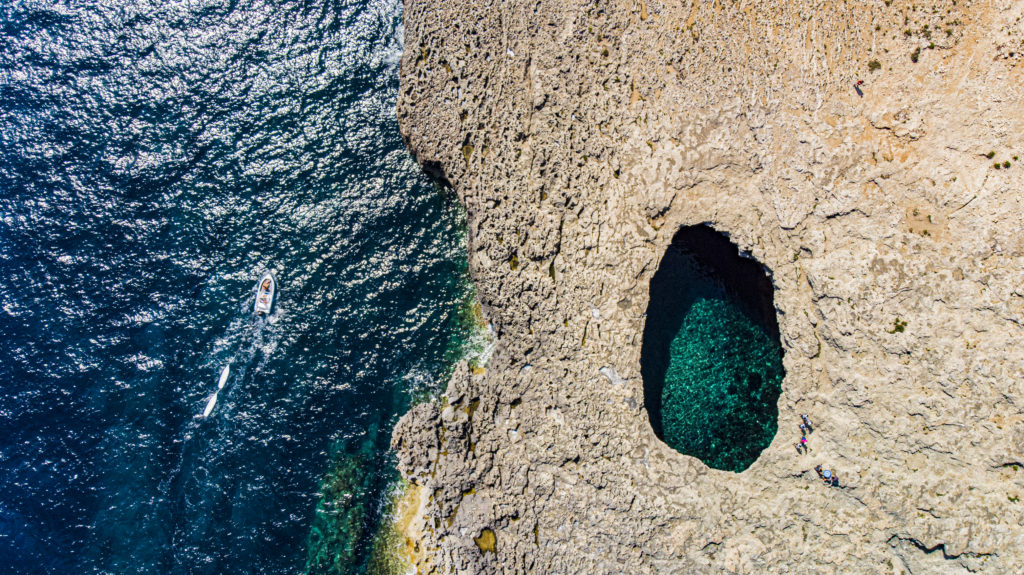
xmin=641 ymin=225 xmax=784 ymax=472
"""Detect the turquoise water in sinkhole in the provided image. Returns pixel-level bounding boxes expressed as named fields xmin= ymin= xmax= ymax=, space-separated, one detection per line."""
xmin=641 ymin=226 xmax=784 ymax=472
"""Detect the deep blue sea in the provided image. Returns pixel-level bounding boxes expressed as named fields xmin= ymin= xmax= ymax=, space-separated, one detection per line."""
xmin=0 ymin=1 xmax=470 ymax=573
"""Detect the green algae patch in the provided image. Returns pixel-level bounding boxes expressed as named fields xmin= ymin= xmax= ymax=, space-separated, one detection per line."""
xmin=365 ymin=482 xmax=414 ymax=575
xmin=305 ymin=424 xmax=414 ymax=575
xmin=305 ymin=434 xmax=380 ymax=574
xmin=474 ymin=528 xmax=497 ymax=554
xmin=642 ymin=225 xmax=784 ymax=472
xmin=305 ymin=437 xmax=413 ymax=575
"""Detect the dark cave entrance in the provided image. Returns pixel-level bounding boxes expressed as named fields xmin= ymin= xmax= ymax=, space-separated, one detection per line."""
xmin=640 ymin=225 xmax=784 ymax=472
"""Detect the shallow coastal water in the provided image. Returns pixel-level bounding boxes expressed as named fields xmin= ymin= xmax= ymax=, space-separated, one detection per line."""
xmin=0 ymin=1 xmax=468 ymax=573
xmin=642 ymin=229 xmax=784 ymax=472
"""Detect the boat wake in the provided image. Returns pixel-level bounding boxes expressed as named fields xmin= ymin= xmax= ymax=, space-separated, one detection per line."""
xmin=200 ymin=282 xmax=282 ymax=419
xmin=202 ymin=363 xmax=232 ymax=417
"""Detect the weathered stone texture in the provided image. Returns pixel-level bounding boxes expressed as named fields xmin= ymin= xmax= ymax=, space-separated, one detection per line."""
xmin=392 ymin=1 xmax=1024 ymax=572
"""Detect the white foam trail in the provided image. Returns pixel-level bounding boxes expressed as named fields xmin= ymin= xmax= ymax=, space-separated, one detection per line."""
xmin=202 ymin=392 xmax=218 ymax=418
xmin=203 ymin=363 xmax=231 ymax=418
xmin=218 ymin=364 xmax=230 ymax=389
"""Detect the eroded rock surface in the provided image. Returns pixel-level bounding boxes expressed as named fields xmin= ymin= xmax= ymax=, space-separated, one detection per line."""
xmin=391 ymin=1 xmax=1024 ymax=572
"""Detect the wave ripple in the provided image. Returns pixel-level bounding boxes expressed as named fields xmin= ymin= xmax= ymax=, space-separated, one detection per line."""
xmin=0 ymin=1 xmax=467 ymax=573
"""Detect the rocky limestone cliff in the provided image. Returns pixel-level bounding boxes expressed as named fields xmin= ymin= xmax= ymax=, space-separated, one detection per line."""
xmin=391 ymin=1 xmax=1024 ymax=573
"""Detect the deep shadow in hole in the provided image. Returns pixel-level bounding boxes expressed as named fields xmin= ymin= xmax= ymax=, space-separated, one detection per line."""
xmin=641 ymin=225 xmax=782 ymax=468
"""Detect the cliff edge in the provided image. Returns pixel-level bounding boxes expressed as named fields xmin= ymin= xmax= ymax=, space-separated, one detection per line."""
xmin=392 ymin=1 xmax=1024 ymax=573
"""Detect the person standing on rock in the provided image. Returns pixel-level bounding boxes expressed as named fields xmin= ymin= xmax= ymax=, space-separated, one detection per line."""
xmin=801 ymin=414 xmax=813 ymax=432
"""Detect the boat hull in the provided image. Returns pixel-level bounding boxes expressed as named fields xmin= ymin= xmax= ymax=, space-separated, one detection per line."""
xmin=254 ymin=272 xmax=275 ymax=315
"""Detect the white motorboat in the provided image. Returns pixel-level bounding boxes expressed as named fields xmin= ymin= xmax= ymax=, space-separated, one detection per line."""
xmin=254 ymin=272 xmax=275 ymax=315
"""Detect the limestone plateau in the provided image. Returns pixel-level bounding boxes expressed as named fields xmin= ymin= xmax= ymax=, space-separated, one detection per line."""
xmin=390 ymin=1 xmax=1024 ymax=573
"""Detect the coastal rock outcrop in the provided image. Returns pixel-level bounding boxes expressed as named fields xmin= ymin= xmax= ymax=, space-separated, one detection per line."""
xmin=393 ymin=1 xmax=1024 ymax=572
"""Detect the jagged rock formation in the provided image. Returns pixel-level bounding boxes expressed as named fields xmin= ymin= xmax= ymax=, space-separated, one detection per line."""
xmin=391 ymin=1 xmax=1024 ymax=572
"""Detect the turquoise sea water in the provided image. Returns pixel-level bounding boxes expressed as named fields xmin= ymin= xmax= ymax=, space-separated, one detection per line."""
xmin=0 ymin=1 xmax=469 ymax=573
xmin=642 ymin=230 xmax=784 ymax=472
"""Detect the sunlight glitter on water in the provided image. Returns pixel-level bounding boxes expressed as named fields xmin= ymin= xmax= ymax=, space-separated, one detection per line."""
xmin=0 ymin=0 xmax=469 ymax=573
